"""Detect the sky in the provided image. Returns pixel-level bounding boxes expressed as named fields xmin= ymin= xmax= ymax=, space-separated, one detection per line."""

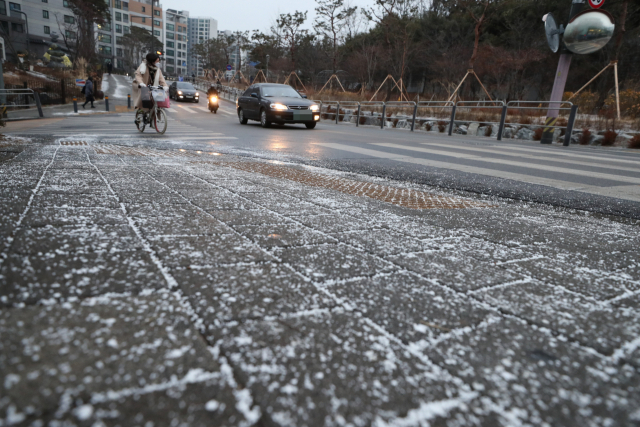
xmin=159 ymin=0 xmax=372 ymax=33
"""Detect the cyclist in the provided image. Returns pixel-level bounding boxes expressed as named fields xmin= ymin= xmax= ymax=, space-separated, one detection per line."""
xmin=132 ymin=52 xmax=168 ymax=123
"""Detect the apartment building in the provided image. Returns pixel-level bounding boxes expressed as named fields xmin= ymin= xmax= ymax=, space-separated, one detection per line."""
xmin=187 ymin=16 xmax=217 ymax=77
xmin=163 ymin=8 xmax=187 ymax=76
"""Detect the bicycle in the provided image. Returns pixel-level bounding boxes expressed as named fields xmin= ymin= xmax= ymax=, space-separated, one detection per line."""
xmin=135 ymin=85 xmax=168 ymax=135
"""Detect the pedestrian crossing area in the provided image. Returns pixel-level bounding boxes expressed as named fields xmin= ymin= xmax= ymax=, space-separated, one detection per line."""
xmin=10 ymin=110 xmax=238 ymax=141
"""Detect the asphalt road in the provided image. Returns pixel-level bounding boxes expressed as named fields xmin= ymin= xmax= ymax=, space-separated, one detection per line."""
xmin=6 ymin=74 xmax=640 ymax=219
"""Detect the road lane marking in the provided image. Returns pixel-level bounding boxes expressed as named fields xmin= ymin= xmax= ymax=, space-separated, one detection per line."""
xmin=312 ymin=142 xmax=640 ymax=202
xmin=370 ymin=142 xmax=640 ymax=185
xmin=417 ymin=142 xmax=640 ymax=174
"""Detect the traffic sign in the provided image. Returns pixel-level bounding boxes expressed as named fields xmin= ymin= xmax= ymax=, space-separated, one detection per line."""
xmin=588 ymin=0 xmax=604 ymax=9
xmin=226 ymin=65 xmax=232 ymax=71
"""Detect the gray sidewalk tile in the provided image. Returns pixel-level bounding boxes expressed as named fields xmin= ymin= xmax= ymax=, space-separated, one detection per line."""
xmin=23 ymin=207 xmax=128 ymax=227
xmin=423 ymin=317 xmax=640 ymax=427
xmin=324 ymin=271 xmax=492 ymax=344
xmin=234 ymin=223 xmax=337 ymax=248
xmin=0 ymin=295 xmax=250 ymax=425
xmin=475 ymin=281 xmax=640 ymax=355
xmin=271 ymin=244 xmax=396 ymax=281
xmin=150 ymin=235 xmax=274 ymax=267
xmin=1 ymin=251 xmax=165 ymax=306
xmin=220 ymin=310 xmax=469 ymax=426
xmin=173 ymin=262 xmax=333 ymax=326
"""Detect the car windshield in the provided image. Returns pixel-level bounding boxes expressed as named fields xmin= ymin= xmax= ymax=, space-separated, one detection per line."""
xmin=261 ymin=86 xmax=302 ymax=98
xmin=177 ymin=83 xmax=194 ymax=89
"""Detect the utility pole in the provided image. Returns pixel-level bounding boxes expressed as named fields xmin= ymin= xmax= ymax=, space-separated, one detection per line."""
xmin=540 ymin=0 xmax=585 ymax=144
xmin=266 ymin=54 xmax=269 ymax=83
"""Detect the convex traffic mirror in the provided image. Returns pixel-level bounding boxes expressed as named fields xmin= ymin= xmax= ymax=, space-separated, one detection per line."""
xmin=563 ymin=9 xmax=615 ymax=54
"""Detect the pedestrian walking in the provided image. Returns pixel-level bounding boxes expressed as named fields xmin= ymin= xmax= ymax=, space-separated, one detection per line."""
xmin=82 ymin=77 xmax=95 ymax=109
xmin=107 ymin=61 xmax=113 ymax=75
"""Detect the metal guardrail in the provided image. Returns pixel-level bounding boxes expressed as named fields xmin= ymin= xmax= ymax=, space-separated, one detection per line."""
xmin=449 ymin=100 xmax=506 ymax=138
xmin=505 ymin=101 xmax=577 ymax=146
xmin=0 ymin=89 xmax=44 ymax=118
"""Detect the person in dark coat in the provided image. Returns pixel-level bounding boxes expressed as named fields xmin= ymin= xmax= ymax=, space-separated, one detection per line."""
xmin=107 ymin=61 xmax=113 ymax=75
xmin=82 ymin=77 xmax=95 ymax=109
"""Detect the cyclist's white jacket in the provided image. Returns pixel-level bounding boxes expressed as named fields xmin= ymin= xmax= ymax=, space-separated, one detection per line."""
xmin=132 ymin=59 xmax=168 ymax=110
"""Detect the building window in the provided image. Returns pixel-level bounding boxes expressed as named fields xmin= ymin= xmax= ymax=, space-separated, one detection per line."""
xmin=99 ymin=45 xmax=112 ymax=55
xmin=116 ymin=48 xmax=123 ymax=57
xmin=154 ymin=9 xmax=160 ymax=16
xmin=65 ymin=30 xmax=76 ymax=39
xmin=166 ymin=23 xmax=174 ymax=31
xmin=166 ymin=49 xmax=174 ymax=56
xmin=98 ymin=34 xmax=111 ymax=43
xmin=116 ymin=36 xmax=123 ymax=44
xmin=122 ymin=1 xmax=128 ymax=11
xmin=115 ymin=12 xmax=121 ymax=21
xmin=123 ymin=26 xmax=129 ymax=34
xmin=141 ymin=6 xmax=145 ymax=12
xmin=11 ymin=22 xmax=23 ymax=32
xmin=44 ymin=25 xmax=50 ymax=34
xmin=42 ymin=0 xmax=48 ymax=2
xmin=9 ymin=2 xmax=20 ymax=11
xmin=167 ymin=59 xmax=174 ymax=65
xmin=64 ymin=15 xmax=74 ymax=24
xmin=115 ymin=0 xmax=121 ymax=8
xmin=0 ymin=1 xmax=5 ymax=15
xmin=141 ymin=17 xmax=145 ymax=23
xmin=153 ymin=19 xmax=160 ymax=26
xmin=166 ymin=32 xmax=174 ymax=39
xmin=166 ymin=41 xmax=174 ymax=48
xmin=153 ymin=30 xmax=160 ymax=36
xmin=63 ymin=0 xmax=69 ymax=7
xmin=43 ymin=10 xmax=49 ymax=18
xmin=115 ymin=24 xmax=122 ymax=33
xmin=166 ymin=66 xmax=174 ymax=73
xmin=123 ymin=13 xmax=128 ymax=22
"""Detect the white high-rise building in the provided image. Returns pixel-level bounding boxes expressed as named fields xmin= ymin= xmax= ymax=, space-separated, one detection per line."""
xmin=163 ymin=9 xmax=188 ymax=76
xmin=187 ymin=16 xmax=217 ymax=76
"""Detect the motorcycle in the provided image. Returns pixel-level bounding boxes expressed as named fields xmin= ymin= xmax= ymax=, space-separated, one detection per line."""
xmin=208 ymin=94 xmax=219 ymax=114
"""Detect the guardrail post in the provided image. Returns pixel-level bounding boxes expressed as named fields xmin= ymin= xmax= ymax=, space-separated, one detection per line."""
xmin=105 ymin=96 xmax=109 ymax=112
xmin=496 ymin=105 xmax=508 ymax=141
xmin=356 ymin=104 xmax=361 ymax=127
xmin=563 ymin=105 xmax=578 ymax=147
xmin=411 ymin=103 xmax=418 ymax=132
xmin=448 ymin=104 xmax=457 ymax=136
xmin=336 ymin=102 xmax=340 ymax=124
xmin=127 ymin=94 xmax=131 ymax=109
xmin=33 ymin=92 xmax=44 ymax=118
xmin=381 ymin=103 xmax=386 ymax=129
xmin=73 ymin=97 xmax=78 ymax=113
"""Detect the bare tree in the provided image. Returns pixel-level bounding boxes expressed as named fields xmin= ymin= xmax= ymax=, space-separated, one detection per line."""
xmin=314 ymin=0 xmax=357 ymax=74
xmin=276 ymin=11 xmax=308 ymax=70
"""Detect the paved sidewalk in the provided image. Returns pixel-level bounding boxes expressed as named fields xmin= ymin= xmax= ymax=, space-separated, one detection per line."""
xmin=1 ymin=139 xmax=639 ymax=426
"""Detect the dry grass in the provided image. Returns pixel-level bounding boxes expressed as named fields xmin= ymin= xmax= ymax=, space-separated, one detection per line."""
xmin=579 ymin=128 xmax=591 ymax=145
xmin=533 ymin=128 xmax=543 ymax=141
xmin=628 ymin=135 xmax=640 ymax=149
xmin=437 ymin=121 xmax=447 ymax=133
xmin=602 ymin=130 xmax=618 ymax=146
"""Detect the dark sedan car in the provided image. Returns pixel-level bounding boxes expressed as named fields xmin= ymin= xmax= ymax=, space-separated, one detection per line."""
xmin=236 ymin=83 xmax=320 ymax=129
xmin=169 ymin=82 xmax=200 ymax=103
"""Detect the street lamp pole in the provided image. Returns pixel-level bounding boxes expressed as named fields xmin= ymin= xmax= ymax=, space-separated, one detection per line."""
xmin=266 ymin=54 xmax=269 ymax=83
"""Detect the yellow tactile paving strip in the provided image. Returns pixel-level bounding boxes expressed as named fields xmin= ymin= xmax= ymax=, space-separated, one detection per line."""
xmin=227 ymin=162 xmax=492 ymax=210
xmin=93 ymin=145 xmax=491 ymax=210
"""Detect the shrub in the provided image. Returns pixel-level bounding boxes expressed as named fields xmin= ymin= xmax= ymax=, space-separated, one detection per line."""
xmin=533 ymin=128 xmax=543 ymax=141
xmin=579 ymin=128 xmax=591 ymax=145
xmin=393 ymin=118 xmax=399 ymax=127
xmin=628 ymin=135 xmax=640 ymax=149
xmin=425 ymin=122 xmax=432 ymax=131
xmin=602 ymin=130 xmax=617 ymax=146
xmin=484 ymin=126 xmax=492 ymax=137
xmin=359 ymin=116 xmax=367 ymax=125
xmin=437 ymin=120 xmax=447 ymax=133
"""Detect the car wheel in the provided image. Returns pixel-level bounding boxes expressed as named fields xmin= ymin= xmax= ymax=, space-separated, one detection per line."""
xmin=305 ymin=122 xmax=317 ymax=129
xmin=238 ymin=108 xmax=248 ymax=124
xmin=260 ymin=109 xmax=271 ymax=128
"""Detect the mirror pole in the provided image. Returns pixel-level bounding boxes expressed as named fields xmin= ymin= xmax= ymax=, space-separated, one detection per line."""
xmin=541 ymin=0 xmax=585 ymax=144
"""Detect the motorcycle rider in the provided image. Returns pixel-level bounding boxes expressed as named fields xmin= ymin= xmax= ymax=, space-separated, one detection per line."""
xmin=207 ymin=83 xmax=219 ymax=99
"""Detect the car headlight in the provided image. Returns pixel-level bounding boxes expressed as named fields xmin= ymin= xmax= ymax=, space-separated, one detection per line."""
xmin=310 ymin=104 xmax=319 ymax=112
xmin=177 ymin=90 xmax=183 ymax=95
xmin=270 ymin=103 xmax=288 ymax=111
